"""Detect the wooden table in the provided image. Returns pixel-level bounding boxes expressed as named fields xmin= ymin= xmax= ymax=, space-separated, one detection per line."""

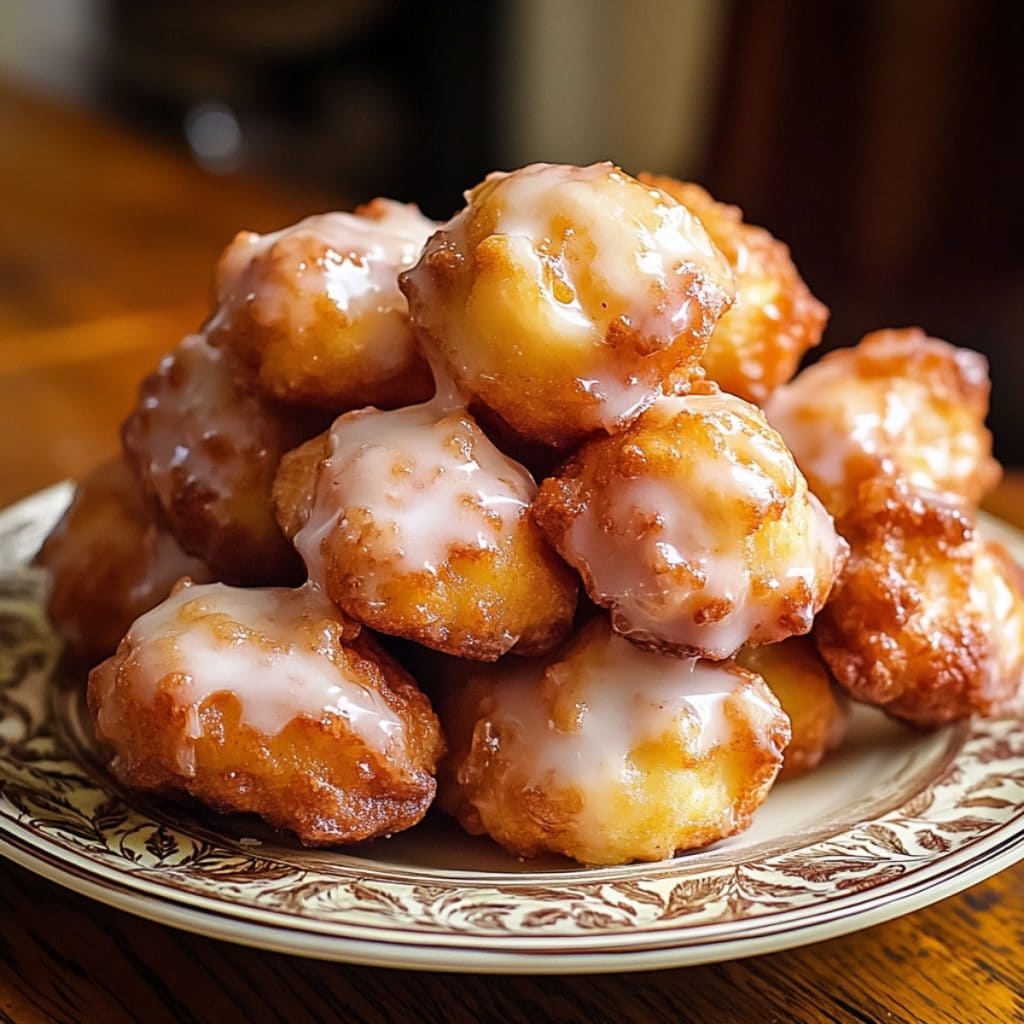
xmin=1 ymin=81 xmax=1022 ymax=1024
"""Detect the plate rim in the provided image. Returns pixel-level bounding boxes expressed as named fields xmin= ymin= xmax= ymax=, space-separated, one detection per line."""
xmin=3 ymin=821 xmax=1022 ymax=974
xmin=2 ymin=481 xmax=1024 ymax=973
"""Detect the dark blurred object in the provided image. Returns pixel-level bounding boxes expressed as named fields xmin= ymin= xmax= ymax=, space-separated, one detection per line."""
xmin=54 ymin=0 xmax=1024 ymax=463
xmin=103 ymin=0 xmax=499 ymax=217
xmin=703 ymin=0 xmax=1024 ymax=463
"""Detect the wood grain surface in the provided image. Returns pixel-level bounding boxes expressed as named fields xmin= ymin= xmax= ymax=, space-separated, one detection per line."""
xmin=1 ymin=81 xmax=1023 ymax=1024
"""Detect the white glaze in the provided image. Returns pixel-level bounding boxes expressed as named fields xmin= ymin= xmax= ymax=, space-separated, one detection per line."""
xmin=766 ymin=373 xmax=917 ymax=498
xmin=405 ymin=162 xmax=734 ymax=433
xmin=213 ymin=201 xmax=436 ymax=376
xmin=94 ymin=583 xmax=403 ymax=776
xmin=128 ymin=333 xmax=261 ymax=509
xmin=294 ymin=399 xmax=536 ymax=596
xmin=474 ymin=625 xmax=780 ymax=823
xmin=562 ymin=393 xmax=845 ymax=657
xmin=477 ymin=163 xmax=727 ymax=347
xmin=764 ymin=338 xmax=993 ymax=510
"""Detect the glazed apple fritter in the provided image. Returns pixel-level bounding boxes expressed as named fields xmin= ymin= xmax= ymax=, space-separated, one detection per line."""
xmin=814 ymin=478 xmax=1024 ymax=727
xmin=208 ymin=199 xmax=437 ymax=411
xmin=400 ymin=162 xmax=735 ymax=447
xmin=737 ymin=636 xmax=849 ymax=780
xmin=37 ymin=457 xmax=213 ymax=665
xmin=88 ymin=581 xmax=445 ymax=845
xmin=437 ymin=616 xmax=790 ymax=865
xmin=122 ymin=333 xmax=325 ymax=585
xmin=275 ymin=401 xmax=577 ymax=661
xmin=532 ymin=388 xmax=848 ymax=659
xmin=766 ymin=328 xmax=1000 ymax=517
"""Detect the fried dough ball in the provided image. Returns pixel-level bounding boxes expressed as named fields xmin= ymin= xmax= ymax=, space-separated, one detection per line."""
xmin=122 ymin=333 xmax=326 ymax=585
xmin=532 ymin=390 xmax=848 ymax=659
xmin=814 ymin=478 xmax=1024 ymax=727
xmin=765 ymin=328 xmax=1000 ymax=516
xmin=278 ymin=400 xmax=578 ymax=660
xmin=971 ymin=540 xmax=1024 ymax=705
xmin=208 ymin=200 xmax=436 ymax=411
xmin=272 ymin=431 xmax=330 ymax=542
xmin=88 ymin=581 xmax=445 ymax=845
xmin=437 ymin=616 xmax=790 ymax=865
xmin=400 ymin=162 xmax=735 ymax=447
xmin=737 ymin=637 xmax=849 ymax=780
xmin=36 ymin=458 xmax=213 ymax=665
xmin=639 ymin=175 xmax=828 ymax=404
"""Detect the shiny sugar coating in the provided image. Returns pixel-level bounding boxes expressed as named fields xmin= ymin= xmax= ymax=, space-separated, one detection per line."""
xmin=121 ymin=333 xmax=325 ymax=585
xmin=765 ymin=328 xmax=1000 ymax=517
xmin=437 ymin=616 xmax=790 ymax=866
xmin=88 ymin=581 xmax=445 ymax=845
xmin=400 ymin=162 xmax=735 ymax=447
xmin=640 ymin=175 xmax=828 ymax=405
xmin=209 ymin=199 xmax=437 ymax=412
xmin=275 ymin=396 xmax=577 ymax=661
xmin=532 ymin=389 xmax=848 ymax=659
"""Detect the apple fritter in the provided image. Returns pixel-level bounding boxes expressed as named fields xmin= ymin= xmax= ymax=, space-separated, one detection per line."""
xmin=400 ymin=162 xmax=734 ymax=447
xmin=36 ymin=458 xmax=213 ymax=665
xmin=766 ymin=328 xmax=1000 ymax=516
xmin=533 ymin=389 xmax=847 ymax=659
xmin=208 ymin=199 xmax=436 ymax=411
xmin=815 ymin=478 xmax=1022 ymax=726
xmin=279 ymin=402 xmax=577 ymax=660
xmin=437 ymin=616 xmax=789 ymax=866
xmin=88 ymin=581 xmax=445 ymax=845
xmin=737 ymin=636 xmax=849 ymax=780
xmin=122 ymin=333 xmax=325 ymax=585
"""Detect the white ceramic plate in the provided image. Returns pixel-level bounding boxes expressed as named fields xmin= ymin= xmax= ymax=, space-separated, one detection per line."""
xmin=1 ymin=483 xmax=1023 ymax=974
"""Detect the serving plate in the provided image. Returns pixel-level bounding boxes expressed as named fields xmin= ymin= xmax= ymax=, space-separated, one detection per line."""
xmin=1 ymin=483 xmax=1023 ymax=974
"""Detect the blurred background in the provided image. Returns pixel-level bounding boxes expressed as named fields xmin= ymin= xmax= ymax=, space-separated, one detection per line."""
xmin=1 ymin=0 xmax=1022 ymax=466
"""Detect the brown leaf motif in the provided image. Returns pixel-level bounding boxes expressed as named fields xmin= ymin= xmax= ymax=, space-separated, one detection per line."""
xmin=915 ymin=829 xmax=950 ymax=852
xmin=861 ymin=824 xmax=911 ymax=857
xmin=144 ymin=825 xmax=179 ymax=862
xmin=835 ymin=865 xmax=905 ymax=893
xmin=899 ymin=787 xmax=936 ymax=818
xmin=0 ymin=489 xmax=1023 ymax=947
xmin=520 ymin=906 xmax=571 ymax=928
xmin=957 ymin=795 xmax=1014 ymax=810
xmin=937 ymin=815 xmax=1000 ymax=834
xmin=661 ymin=874 xmax=729 ymax=919
xmin=610 ymin=879 xmax=669 ymax=910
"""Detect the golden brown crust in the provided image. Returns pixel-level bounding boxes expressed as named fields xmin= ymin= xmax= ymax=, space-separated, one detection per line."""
xmin=87 ymin=603 xmax=445 ymax=846
xmin=532 ymin=391 xmax=845 ymax=659
xmin=465 ymin=400 xmax=570 ymax=482
xmin=766 ymin=327 xmax=1001 ymax=517
xmin=321 ymin=514 xmax=579 ymax=661
xmin=737 ymin=636 xmax=849 ymax=780
xmin=852 ymin=327 xmax=993 ymax=418
xmin=400 ymin=163 xmax=734 ymax=447
xmin=970 ymin=539 xmax=1024 ymax=709
xmin=436 ymin=617 xmax=789 ymax=865
xmin=814 ymin=477 xmax=1014 ymax=726
xmin=641 ymin=175 xmax=828 ymax=404
xmin=208 ymin=205 xmax=435 ymax=412
xmin=281 ymin=409 xmax=579 ymax=661
xmin=36 ymin=458 xmax=213 ymax=665
xmin=272 ymin=432 xmax=331 ymax=541
xmin=122 ymin=335 xmax=326 ymax=585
